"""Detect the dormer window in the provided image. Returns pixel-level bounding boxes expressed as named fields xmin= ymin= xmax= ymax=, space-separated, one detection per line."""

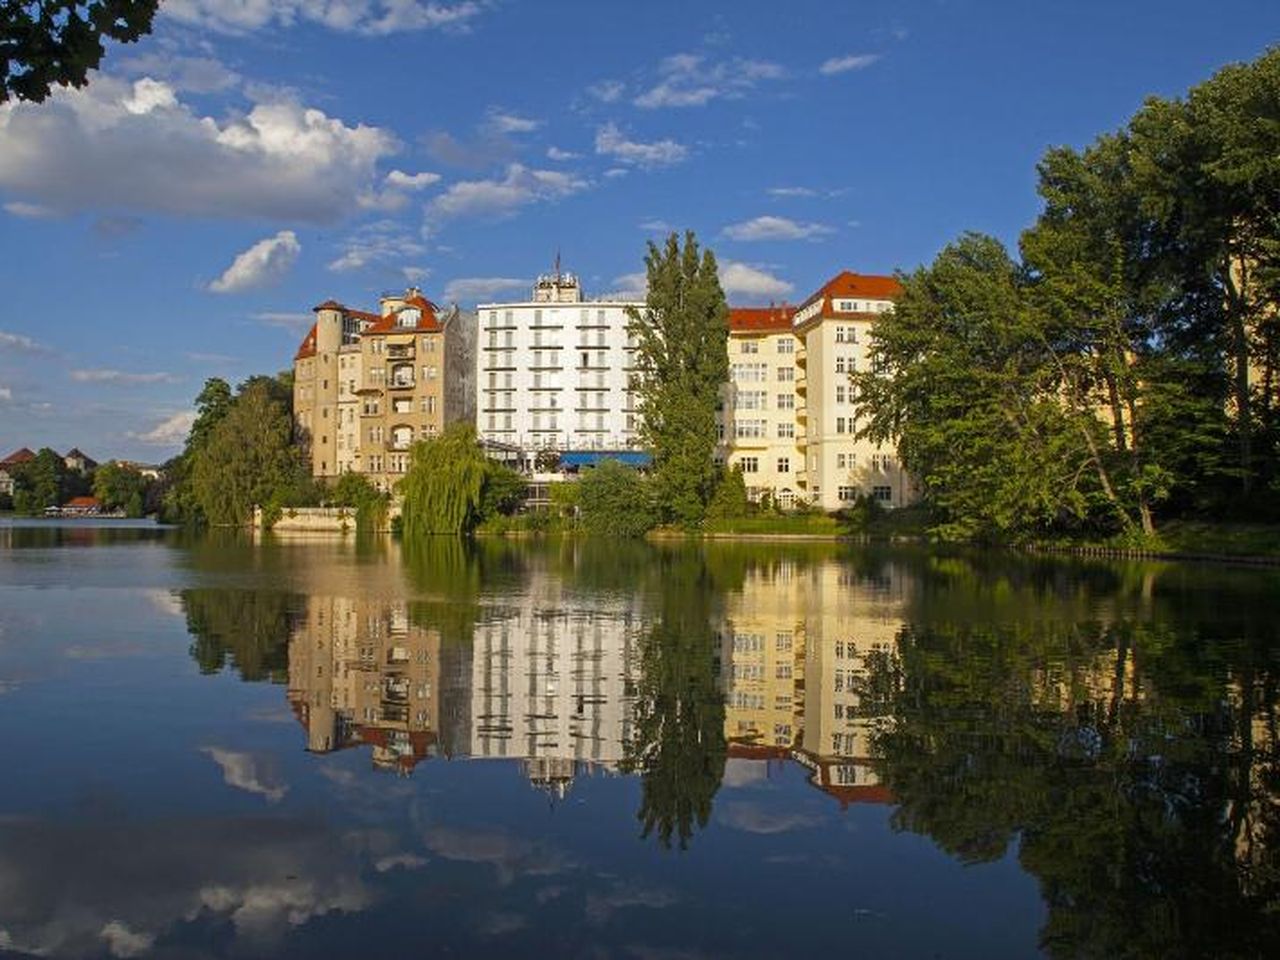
xmin=398 ymin=308 xmax=420 ymax=329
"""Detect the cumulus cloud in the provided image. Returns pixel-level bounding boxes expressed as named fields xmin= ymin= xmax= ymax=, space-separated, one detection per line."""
xmin=607 ymin=271 xmax=648 ymax=299
xmin=384 ymin=169 xmax=440 ymax=191
xmin=546 ymin=146 xmax=578 ymax=161
xmin=162 ymin=0 xmax=484 ymax=36
xmin=327 ymin=221 xmax=425 ymax=274
xmin=485 ymin=109 xmax=540 ymax=134
xmin=722 ymin=215 xmax=834 ymax=242
xmin=0 ymin=385 xmax=12 ymax=402
xmin=131 ymin=411 xmax=196 ymax=446
xmin=720 ymin=261 xmax=793 ymax=299
xmin=0 ymin=78 xmax=398 ymax=222
xmin=442 ymin=277 xmax=529 ymax=304
xmin=201 ymin=747 xmax=289 ymax=803
xmin=209 ymin=231 xmax=301 ymax=293
xmin=594 ymin=123 xmax=687 ymax=168
xmin=359 ymin=169 xmax=442 ymax=211
xmin=428 ymin=163 xmax=587 ymax=221
xmin=634 ymin=53 xmax=785 ymax=108
xmin=99 ymin=921 xmax=154 ymax=958
xmin=819 ymin=53 xmax=881 ymax=75
xmin=70 ymin=369 xmax=178 ymax=385
xmin=117 ymin=51 xmax=241 ymax=93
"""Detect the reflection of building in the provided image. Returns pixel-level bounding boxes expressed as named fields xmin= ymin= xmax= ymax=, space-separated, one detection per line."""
xmin=720 ymin=558 xmax=908 ymax=806
xmin=461 ymin=572 xmax=643 ymax=797
xmin=287 ymin=595 xmax=441 ymax=774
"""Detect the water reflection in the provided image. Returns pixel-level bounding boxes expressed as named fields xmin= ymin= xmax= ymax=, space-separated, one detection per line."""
xmin=2 ymin=526 xmax=1278 ymax=957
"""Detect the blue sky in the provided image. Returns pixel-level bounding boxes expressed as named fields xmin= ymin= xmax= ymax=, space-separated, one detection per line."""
xmin=1 ymin=0 xmax=1277 ymax=462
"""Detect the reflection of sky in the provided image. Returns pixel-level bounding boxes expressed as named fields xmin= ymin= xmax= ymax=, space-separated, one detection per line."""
xmin=0 ymin=532 xmax=1048 ymax=959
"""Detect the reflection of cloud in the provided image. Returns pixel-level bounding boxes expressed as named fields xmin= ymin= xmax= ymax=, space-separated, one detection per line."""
xmin=585 ymin=883 xmax=677 ymax=925
xmin=721 ymin=758 xmax=769 ymax=788
xmin=424 ymin=824 xmax=571 ymax=886
xmin=202 ymin=747 xmax=289 ymax=803
xmin=478 ymin=911 xmax=528 ymax=936
xmin=144 ymin=589 xmax=185 ymax=619
xmin=0 ymin=817 xmax=370 ymax=957
xmin=719 ymin=802 xmax=822 ymax=834
xmin=374 ymin=853 xmax=428 ymax=872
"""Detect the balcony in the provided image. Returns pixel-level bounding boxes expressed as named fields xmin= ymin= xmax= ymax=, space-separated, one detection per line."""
xmin=387 ymin=377 xmax=415 ymax=390
xmin=387 ymin=345 xmax=414 ymax=360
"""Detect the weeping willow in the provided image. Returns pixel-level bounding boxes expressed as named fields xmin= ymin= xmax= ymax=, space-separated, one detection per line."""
xmin=399 ymin=424 xmax=489 ymax=537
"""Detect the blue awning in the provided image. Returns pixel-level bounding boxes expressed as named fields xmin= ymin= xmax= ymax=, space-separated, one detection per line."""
xmin=560 ymin=450 xmax=652 ymax=468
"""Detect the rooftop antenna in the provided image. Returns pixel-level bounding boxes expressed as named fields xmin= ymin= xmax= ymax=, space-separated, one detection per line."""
xmin=554 ymin=249 xmax=562 ymax=281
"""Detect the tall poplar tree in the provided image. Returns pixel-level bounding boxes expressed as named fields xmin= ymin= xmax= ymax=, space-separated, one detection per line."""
xmin=626 ymin=231 xmax=730 ymax=526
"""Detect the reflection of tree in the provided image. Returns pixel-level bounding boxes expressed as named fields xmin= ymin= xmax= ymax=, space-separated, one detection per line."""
xmin=623 ymin=549 xmax=727 ymax=850
xmin=863 ymin=618 xmax=1280 ymax=957
xmin=182 ymin=589 xmax=299 ymax=682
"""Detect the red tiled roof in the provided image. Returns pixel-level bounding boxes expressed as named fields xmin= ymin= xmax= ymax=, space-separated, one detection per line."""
xmin=1 ymin=447 xmax=35 ymax=466
xmin=729 ymin=305 xmax=796 ymax=333
xmin=821 ymin=783 xmax=894 ymax=808
xmin=727 ymin=740 xmax=792 ymax=760
xmin=798 ymin=270 xmax=902 ymax=319
xmin=64 ymin=496 xmax=101 ymax=509
xmin=363 ymin=297 xmax=443 ymax=335
xmin=313 ymin=299 xmax=345 ymax=312
xmin=295 ymin=323 xmax=317 ymax=361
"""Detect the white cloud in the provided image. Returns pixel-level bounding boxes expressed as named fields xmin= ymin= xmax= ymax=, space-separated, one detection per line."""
xmin=545 ymin=146 xmax=578 ymax=161
xmin=209 ymin=231 xmax=301 ymax=293
xmin=594 ymin=123 xmax=687 ymax=168
xmin=0 ymin=330 xmax=43 ymax=351
xmin=327 ymin=221 xmax=425 ymax=273
xmin=4 ymin=201 xmax=57 ymax=218
xmin=0 ymin=385 xmax=11 ymax=402
xmin=428 ymin=163 xmax=588 ymax=221
xmin=819 ymin=53 xmax=881 ymax=75
xmin=131 ymin=411 xmax=196 ymax=446
xmin=722 ymin=215 xmax=834 ymax=242
xmin=117 ymin=51 xmax=241 ymax=93
xmin=638 ymin=218 xmax=673 ymax=232
xmin=720 ymin=261 xmax=793 ymax=299
xmin=162 ymin=0 xmax=484 ymax=36
xmin=0 ymin=78 xmax=398 ymax=222
xmin=70 ymin=369 xmax=179 ymax=385
xmin=384 ymin=169 xmax=440 ymax=191
xmin=634 ymin=53 xmax=785 ymax=109
xmin=485 ymin=109 xmax=540 ymax=134
xmin=767 ymin=186 xmax=818 ymax=198
xmin=359 ymin=169 xmax=441 ymax=212
xmin=442 ymin=277 xmax=529 ymax=304
xmin=586 ymin=80 xmax=625 ymax=103
xmin=609 ymin=271 xmax=648 ymax=299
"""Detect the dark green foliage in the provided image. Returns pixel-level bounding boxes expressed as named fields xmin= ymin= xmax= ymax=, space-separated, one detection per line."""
xmin=623 ymin=549 xmax=727 ymax=850
xmin=10 ymin=447 xmax=84 ymax=514
xmin=181 ymin=588 xmax=297 ymax=683
xmin=478 ymin=461 xmax=527 ymax=521
xmin=627 ymin=231 xmax=730 ymax=527
xmin=331 ymin=471 xmax=390 ymax=531
xmin=92 ymin=461 xmax=148 ymax=517
xmin=1 ymin=1 xmax=158 ymax=103
xmin=399 ymin=423 xmax=490 ymax=536
xmin=577 ymin=458 xmax=655 ymax=537
xmin=705 ymin=465 xmax=749 ymax=520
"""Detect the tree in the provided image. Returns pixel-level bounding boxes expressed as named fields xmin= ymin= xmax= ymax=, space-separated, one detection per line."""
xmin=577 ymin=458 xmax=656 ymax=537
xmin=399 ymin=423 xmax=490 ymax=536
xmin=92 ymin=460 xmax=147 ymax=516
xmin=160 ymin=378 xmax=235 ymax=525
xmin=627 ymin=231 xmax=730 ymax=526
xmin=705 ymin=464 xmax=749 ymax=520
xmin=478 ymin=461 xmax=527 ymax=522
xmin=331 ymin=471 xmax=389 ymax=532
xmin=11 ymin=447 xmax=72 ymax=514
xmin=1 ymin=1 xmax=159 ymax=103
xmin=189 ymin=377 xmax=314 ymax=526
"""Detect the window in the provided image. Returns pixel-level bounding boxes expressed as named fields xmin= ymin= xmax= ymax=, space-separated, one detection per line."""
xmin=838 ymin=485 xmax=858 ymax=502
xmin=777 ymin=338 xmax=795 ymax=354
xmin=777 ymin=366 xmax=794 ymax=382
xmin=777 ymin=393 xmax=794 ymax=410
xmin=837 ymin=452 xmax=856 ymax=470
xmin=738 ymin=390 xmax=767 ymax=410
xmin=777 ymin=457 xmax=790 ymax=473
xmin=731 ymin=362 xmax=768 ymax=383
xmin=741 ymin=340 xmax=759 ymax=354
xmin=775 ymin=631 xmax=793 ymax=651
xmin=734 ymin=419 xmax=766 ymax=439
xmin=777 ymin=422 xmax=794 ymax=439
xmin=739 ymin=456 xmax=759 ymax=474
xmin=836 ymin=417 xmax=847 ymax=434
xmin=835 ymin=356 xmax=846 ymax=374
xmin=836 ymin=385 xmax=847 ymax=404
xmin=873 ymin=485 xmax=892 ymax=502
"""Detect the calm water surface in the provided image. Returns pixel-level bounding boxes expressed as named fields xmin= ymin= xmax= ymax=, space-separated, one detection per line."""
xmin=0 ymin=520 xmax=1277 ymax=958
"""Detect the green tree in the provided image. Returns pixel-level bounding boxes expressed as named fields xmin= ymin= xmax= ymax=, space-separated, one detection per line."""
xmin=399 ymin=423 xmax=490 ymax=536
xmin=11 ymin=447 xmax=71 ymax=514
xmin=331 ymin=471 xmax=390 ymax=531
xmin=189 ymin=376 xmax=313 ymax=526
xmin=627 ymin=232 xmax=730 ymax=526
xmin=705 ymin=464 xmax=749 ymax=520
xmin=1 ymin=1 xmax=158 ymax=103
xmin=159 ymin=377 xmax=235 ymax=525
xmin=577 ymin=458 xmax=655 ymax=537
xmin=478 ymin=461 xmax=526 ymax=522
xmin=92 ymin=461 xmax=147 ymax=517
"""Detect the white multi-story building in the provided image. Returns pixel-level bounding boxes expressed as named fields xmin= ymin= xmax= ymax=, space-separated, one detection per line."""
xmin=476 ymin=269 xmax=645 ymax=463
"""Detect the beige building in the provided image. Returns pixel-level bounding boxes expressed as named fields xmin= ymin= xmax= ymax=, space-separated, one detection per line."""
xmin=292 ymin=287 xmax=473 ymax=493
xmin=722 ymin=272 xmax=916 ymax=512
xmin=719 ymin=306 xmax=806 ymax=508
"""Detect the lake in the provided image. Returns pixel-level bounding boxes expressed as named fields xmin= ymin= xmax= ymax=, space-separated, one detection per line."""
xmin=0 ymin=520 xmax=1277 ymax=958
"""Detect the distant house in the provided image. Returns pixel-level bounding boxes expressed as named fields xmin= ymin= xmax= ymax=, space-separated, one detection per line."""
xmin=47 ymin=496 xmax=103 ymax=517
xmin=0 ymin=447 xmax=36 ymax=498
xmin=63 ymin=448 xmax=98 ymax=473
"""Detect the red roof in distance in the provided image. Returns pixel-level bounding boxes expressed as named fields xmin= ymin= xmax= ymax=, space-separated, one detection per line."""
xmin=728 ymin=305 xmax=796 ymax=333
xmin=294 ymin=324 xmax=317 ymax=361
xmin=798 ymin=270 xmax=903 ymax=318
xmin=1 ymin=447 xmax=36 ymax=466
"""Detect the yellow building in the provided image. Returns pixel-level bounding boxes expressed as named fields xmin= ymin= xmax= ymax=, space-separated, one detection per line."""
xmin=292 ymin=287 xmax=469 ymax=492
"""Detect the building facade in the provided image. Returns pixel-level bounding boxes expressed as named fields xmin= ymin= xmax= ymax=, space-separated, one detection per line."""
xmin=476 ymin=269 xmax=645 ymax=464
xmin=292 ymin=287 xmax=474 ymax=492
xmin=721 ymin=272 xmax=916 ymax=512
